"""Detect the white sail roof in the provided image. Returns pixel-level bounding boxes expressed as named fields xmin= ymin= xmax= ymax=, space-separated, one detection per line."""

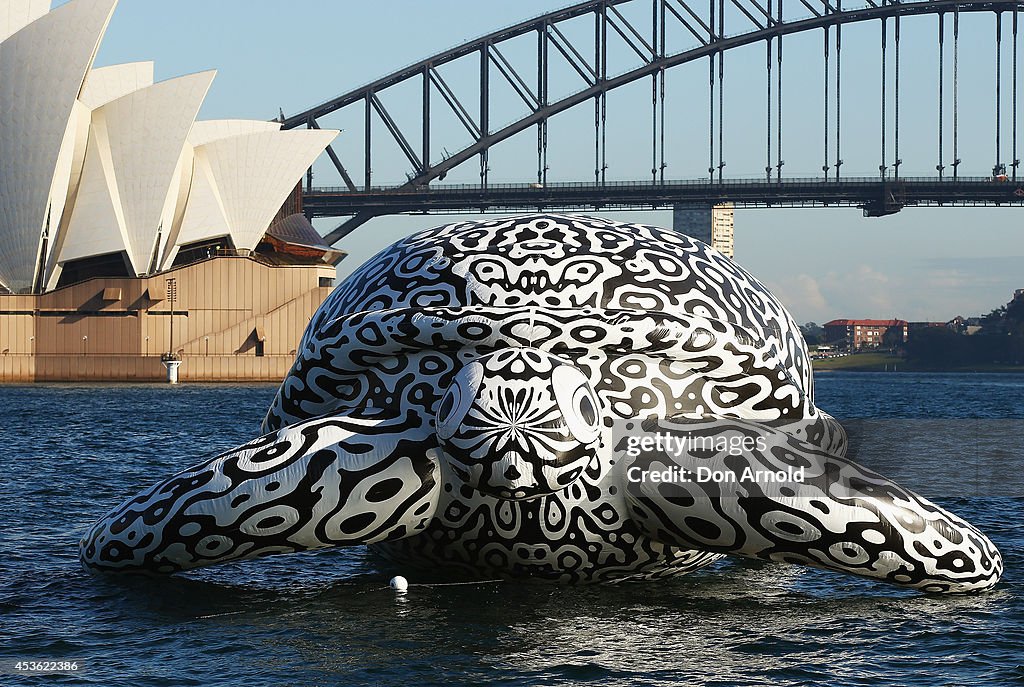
xmin=57 ymin=114 xmax=132 ymax=265
xmin=172 ymin=130 xmax=338 ymax=255
xmin=188 ymin=119 xmax=281 ymax=147
xmin=166 ymin=119 xmax=285 ymax=258
xmin=59 ymin=71 xmax=215 ymax=274
xmin=79 ymin=61 xmax=155 ymax=110
xmin=0 ymin=0 xmax=48 ymax=43
xmin=0 ymin=0 xmax=339 ymax=291
xmin=41 ymin=100 xmax=95 ymax=288
xmin=169 ymin=150 xmax=231 ymax=253
xmin=41 ymin=64 xmax=154 ymax=286
xmin=0 ymin=0 xmax=118 ymax=292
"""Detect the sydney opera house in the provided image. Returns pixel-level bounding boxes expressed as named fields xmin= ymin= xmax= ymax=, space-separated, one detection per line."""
xmin=0 ymin=0 xmax=342 ymax=381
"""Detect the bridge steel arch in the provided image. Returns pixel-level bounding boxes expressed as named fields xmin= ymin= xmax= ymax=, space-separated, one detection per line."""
xmin=280 ymin=1 xmax=1024 ymax=243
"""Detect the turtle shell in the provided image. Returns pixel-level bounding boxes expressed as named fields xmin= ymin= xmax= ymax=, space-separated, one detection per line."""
xmin=306 ymin=213 xmax=810 ymax=394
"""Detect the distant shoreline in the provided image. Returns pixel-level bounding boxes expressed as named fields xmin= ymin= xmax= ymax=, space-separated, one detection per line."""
xmin=812 ymin=352 xmax=1024 ymax=373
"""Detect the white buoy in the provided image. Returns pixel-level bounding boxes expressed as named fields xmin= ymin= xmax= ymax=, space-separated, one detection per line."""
xmin=389 ymin=575 xmax=409 ymax=592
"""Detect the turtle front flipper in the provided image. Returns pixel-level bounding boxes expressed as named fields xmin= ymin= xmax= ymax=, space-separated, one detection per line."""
xmin=621 ymin=416 xmax=1002 ymax=593
xmin=80 ymin=409 xmax=440 ymax=574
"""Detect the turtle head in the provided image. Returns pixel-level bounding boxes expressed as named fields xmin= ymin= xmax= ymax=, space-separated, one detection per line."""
xmin=435 ymin=347 xmax=602 ymax=500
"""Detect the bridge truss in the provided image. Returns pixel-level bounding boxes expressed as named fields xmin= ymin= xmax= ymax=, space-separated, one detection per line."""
xmin=280 ymin=1 xmax=1024 ymax=242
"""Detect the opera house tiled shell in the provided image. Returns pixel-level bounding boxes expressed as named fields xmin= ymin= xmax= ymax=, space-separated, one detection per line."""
xmin=0 ymin=0 xmax=338 ymax=294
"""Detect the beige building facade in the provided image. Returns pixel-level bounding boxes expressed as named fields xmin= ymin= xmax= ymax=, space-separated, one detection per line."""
xmin=0 ymin=255 xmax=334 ymax=382
xmin=671 ymin=203 xmax=735 ymax=258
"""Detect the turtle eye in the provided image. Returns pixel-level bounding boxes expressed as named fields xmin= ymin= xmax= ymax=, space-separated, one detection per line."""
xmin=436 ymin=362 xmax=483 ymax=440
xmin=436 ymin=388 xmax=457 ymax=424
xmin=552 ymin=365 xmax=601 ymax=444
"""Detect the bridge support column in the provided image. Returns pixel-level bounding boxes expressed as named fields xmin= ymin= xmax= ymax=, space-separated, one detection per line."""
xmin=672 ymin=203 xmax=735 ymax=258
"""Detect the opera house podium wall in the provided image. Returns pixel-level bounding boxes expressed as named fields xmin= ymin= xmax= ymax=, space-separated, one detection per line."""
xmin=0 ymin=256 xmax=335 ymax=382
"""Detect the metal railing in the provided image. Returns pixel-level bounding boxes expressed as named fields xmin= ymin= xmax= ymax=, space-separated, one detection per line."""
xmin=307 ymin=175 xmax=1017 ymax=195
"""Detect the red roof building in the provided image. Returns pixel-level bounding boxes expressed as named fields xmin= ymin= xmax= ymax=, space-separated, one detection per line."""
xmin=823 ymin=319 xmax=908 ymax=349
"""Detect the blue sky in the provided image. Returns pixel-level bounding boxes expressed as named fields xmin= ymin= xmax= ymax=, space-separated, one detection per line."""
xmin=79 ymin=0 xmax=1024 ymax=324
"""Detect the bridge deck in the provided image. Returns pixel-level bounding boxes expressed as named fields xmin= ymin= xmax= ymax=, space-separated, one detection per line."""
xmin=303 ymin=177 xmax=1024 ymax=218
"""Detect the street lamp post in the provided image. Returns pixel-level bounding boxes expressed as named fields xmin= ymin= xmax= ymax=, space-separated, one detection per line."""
xmin=166 ymin=278 xmax=177 ymax=359
xmin=161 ymin=278 xmax=182 ymax=384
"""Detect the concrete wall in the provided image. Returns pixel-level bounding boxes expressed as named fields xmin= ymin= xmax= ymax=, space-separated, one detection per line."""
xmin=0 ymin=254 xmax=334 ymax=382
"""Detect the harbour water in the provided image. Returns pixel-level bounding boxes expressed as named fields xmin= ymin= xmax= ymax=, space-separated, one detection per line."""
xmin=1 ymin=374 xmax=1022 ymax=686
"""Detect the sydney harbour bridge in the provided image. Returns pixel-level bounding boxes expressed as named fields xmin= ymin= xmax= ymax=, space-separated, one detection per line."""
xmin=279 ymin=0 xmax=1024 ymax=243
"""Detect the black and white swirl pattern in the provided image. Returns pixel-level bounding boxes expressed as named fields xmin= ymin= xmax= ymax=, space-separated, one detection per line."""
xmin=621 ymin=416 xmax=1003 ymax=593
xmin=81 ymin=410 xmax=440 ymax=573
xmin=80 ymin=214 xmax=1001 ymax=592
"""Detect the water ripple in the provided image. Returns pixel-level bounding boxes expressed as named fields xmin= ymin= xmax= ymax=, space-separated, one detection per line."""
xmin=0 ymin=377 xmax=1022 ymax=686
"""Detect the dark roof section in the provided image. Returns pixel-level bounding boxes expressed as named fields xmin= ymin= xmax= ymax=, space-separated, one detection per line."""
xmin=265 ymin=214 xmax=346 ymax=265
xmin=267 ymin=214 xmax=335 ymax=251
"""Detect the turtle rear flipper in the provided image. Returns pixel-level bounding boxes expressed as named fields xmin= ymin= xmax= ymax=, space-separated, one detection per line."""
xmin=621 ymin=415 xmax=1002 ymax=593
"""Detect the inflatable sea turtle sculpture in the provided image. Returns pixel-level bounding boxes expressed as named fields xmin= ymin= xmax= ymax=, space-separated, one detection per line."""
xmin=81 ymin=214 xmax=1002 ymax=592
